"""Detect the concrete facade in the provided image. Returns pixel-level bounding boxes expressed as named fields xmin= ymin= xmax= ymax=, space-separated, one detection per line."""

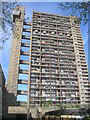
xmin=6 ymin=6 xmax=90 ymax=115
xmin=28 ymin=11 xmax=90 ymax=106
xmin=7 ymin=6 xmax=25 ymax=97
xmin=0 ymin=64 xmax=8 ymax=119
xmin=0 ymin=65 xmax=19 ymax=119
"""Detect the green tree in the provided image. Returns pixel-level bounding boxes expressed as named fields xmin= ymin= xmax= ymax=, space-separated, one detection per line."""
xmin=0 ymin=2 xmax=18 ymax=49
xmin=83 ymin=116 xmax=90 ymax=120
xmin=47 ymin=100 xmax=52 ymax=106
xmin=58 ymin=2 xmax=88 ymax=25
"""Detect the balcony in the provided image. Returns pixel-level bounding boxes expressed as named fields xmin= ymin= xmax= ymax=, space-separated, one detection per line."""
xmin=31 ymin=74 xmax=39 ymax=77
xmin=31 ymin=53 xmax=40 ymax=56
xmin=31 ymin=69 xmax=40 ymax=73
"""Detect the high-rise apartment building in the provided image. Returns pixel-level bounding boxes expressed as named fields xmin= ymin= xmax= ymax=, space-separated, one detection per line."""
xmin=7 ymin=6 xmax=90 ymax=108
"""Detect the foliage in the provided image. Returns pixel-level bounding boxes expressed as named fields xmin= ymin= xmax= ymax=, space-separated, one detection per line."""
xmin=0 ymin=2 xmax=18 ymax=49
xmin=57 ymin=103 xmax=62 ymax=108
xmin=58 ymin=2 xmax=88 ymax=25
xmin=62 ymin=104 xmax=90 ymax=109
xmin=47 ymin=100 xmax=52 ymax=106
xmin=42 ymin=99 xmax=45 ymax=107
xmin=83 ymin=115 xmax=90 ymax=120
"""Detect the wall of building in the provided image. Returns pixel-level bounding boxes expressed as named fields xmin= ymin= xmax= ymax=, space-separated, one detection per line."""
xmin=0 ymin=64 xmax=3 ymax=120
xmin=0 ymin=64 xmax=6 ymax=119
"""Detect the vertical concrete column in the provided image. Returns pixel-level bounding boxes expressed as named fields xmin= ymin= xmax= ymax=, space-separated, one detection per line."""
xmin=7 ymin=6 xmax=25 ymax=97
